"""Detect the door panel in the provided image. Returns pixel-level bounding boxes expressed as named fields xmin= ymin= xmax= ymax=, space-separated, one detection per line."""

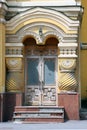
xmin=44 ymin=58 xmax=55 ymax=85
xmin=27 ymin=58 xmax=39 ymax=85
xmin=42 ymin=58 xmax=56 ymax=106
xmin=25 ymin=57 xmax=57 ymax=106
xmin=26 ymin=58 xmax=40 ymax=106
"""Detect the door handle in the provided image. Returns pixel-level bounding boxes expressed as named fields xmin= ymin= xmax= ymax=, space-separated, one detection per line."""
xmin=42 ymin=81 xmax=44 ymax=86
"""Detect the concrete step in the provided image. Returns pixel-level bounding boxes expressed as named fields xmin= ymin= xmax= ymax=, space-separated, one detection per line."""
xmin=80 ymin=109 xmax=87 ymax=120
xmin=13 ymin=106 xmax=64 ymax=123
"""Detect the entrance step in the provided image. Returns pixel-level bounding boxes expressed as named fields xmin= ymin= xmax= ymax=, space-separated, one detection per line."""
xmin=80 ymin=108 xmax=87 ymax=120
xmin=13 ymin=106 xmax=64 ymax=123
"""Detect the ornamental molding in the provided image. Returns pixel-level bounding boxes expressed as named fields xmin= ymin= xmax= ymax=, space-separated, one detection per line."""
xmin=7 ymin=0 xmax=81 ymax=7
xmin=58 ymin=73 xmax=77 ymax=92
xmin=6 ymin=57 xmax=23 ymax=71
xmin=59 ymin=59 xmax=76 ymax=72
xmin=16 ymin=23 xmax=64 ymax=43
xmin=5 ymin=43 xmax=24 ymax=57
xmin=6 ymin=7 xmax=80 ymax=34
xmin=6 ymin=43 xmax=24 ymax=47
xmin=20 ymin=30 xmax=62 ymax=45
xmin=58 ymin=43 xmax=78 ymax=58
xmin=0 ymin=1 xmax=8 ymax=23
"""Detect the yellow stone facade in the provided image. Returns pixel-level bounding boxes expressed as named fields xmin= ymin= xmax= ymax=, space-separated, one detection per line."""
xmin=0 ymin=24 xmax=5 ymax=92
xmin=0 ymin=3 xmax=6 ymax=92
xmin=1 ymin=0 xmax=87 ymax=106
xmin=80 ymin=0 xmax=87 ymax=99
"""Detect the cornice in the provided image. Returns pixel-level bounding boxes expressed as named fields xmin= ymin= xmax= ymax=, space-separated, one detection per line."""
xmin=6 ymin=0 xmax=80 ymax=7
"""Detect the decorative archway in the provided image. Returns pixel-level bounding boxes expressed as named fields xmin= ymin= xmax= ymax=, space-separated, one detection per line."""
xmin=5 ymin=7 xmax=79 ymax=101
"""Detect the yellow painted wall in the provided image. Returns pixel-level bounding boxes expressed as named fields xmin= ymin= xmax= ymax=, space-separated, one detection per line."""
xmin=80 ymin=0 xmax=87 ymax=99
xmin=81 ymin=0 xmax=87 ymax=42
xmin=0 ymin=23 xmax=5 ymax=92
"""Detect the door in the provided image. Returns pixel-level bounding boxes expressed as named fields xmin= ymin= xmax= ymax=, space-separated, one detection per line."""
xmin=25 ymin=56 xmax=57 ymax=106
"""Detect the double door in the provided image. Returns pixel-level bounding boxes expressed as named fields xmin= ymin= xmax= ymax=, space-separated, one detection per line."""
xmin=25 ymin=56 xmax=57 ymax=106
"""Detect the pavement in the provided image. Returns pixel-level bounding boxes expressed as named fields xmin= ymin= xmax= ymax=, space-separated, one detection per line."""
xmin=0 ymin=120 xmax=87 ymax=130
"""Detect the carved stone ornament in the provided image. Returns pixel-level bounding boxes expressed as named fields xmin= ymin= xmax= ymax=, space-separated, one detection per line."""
xmin=58 ymin=73 xmax=77 ymax=92
xmin=6 ymin=58 xmax=23 ymax=71
xmin=59 ymin=59 xmax=76 ymax=71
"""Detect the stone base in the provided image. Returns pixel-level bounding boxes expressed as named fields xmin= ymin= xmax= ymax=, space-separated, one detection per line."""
xmin=58 ymin=93 xmax=80 ymax=120
xmin=0 ymin=92 xmax=80 ymax=122
xmin=0 ymin=93 xmax=24 ymax=122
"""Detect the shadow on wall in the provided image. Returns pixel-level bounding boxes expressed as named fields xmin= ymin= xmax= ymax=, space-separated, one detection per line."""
xmin=81 ymin=98 xmax=87 ymax=108
xmin=0 ymin=93 xmax=24 ymax=122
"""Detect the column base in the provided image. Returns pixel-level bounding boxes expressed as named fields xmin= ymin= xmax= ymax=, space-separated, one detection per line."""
xmin=58 ymin=93 xmax=80 ymax=120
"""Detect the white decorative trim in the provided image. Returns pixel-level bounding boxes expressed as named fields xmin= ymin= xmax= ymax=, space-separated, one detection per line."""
xmin=0 ymin=0 xmax=6 ymax=2
xmin=5 ymin=55 xmax=23 ymax=58
xmin=58 ymin=54 xmax=77 ymax=58
xmin=0 ymin=18 xmax=6 ymax=24
xmin=58 ymin=43 xmax=78 ymax=58
xmin=6 ymin=7 xmax=80 ymax=33
xmin=58 ymin=43 xmax=78 ymax=47
xmin=17 ymin=22 xmax=64 ymax=43
xmin=7 ymin=0 xmax=80 ymax=7
xmin=6 ymin=43 xmax=24 ymax=47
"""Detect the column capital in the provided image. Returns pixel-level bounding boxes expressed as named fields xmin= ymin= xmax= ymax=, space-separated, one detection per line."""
xmin=0 ymin=0 xmax=8 ymax=24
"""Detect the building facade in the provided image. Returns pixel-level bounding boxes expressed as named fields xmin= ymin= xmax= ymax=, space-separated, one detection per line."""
xmin=0 ymin=0 xmax=86 ymax=122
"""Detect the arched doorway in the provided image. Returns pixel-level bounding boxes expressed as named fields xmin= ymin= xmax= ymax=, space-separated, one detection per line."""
xmin=23 ymin=37 xmax=59 ymax=106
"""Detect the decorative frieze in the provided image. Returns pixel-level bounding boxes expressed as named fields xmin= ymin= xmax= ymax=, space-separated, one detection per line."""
xmin=6 ymin=48 xmax=23 ymax=56
xmin=5 ymin=43 xmax=24 ymax=57
xmin=58 ymin=43 xmax=77 ymax=58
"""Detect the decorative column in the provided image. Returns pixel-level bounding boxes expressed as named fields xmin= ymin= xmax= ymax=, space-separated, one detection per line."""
xmin=58 ymin=43 xmax=78 ymax=93
xmin=0 ymin=1 xmax=7 ymax=92
xmin=5 ymin=43 xmax=24 ymax=92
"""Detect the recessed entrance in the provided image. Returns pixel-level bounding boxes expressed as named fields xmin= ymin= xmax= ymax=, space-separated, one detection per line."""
xmin=24 ymin=37 xmax=58 ymax=106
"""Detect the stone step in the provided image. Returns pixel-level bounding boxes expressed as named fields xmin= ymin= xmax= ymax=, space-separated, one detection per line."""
xmin=13 ymin=106 xmax=64 ymax=123
xmin=14 ymin=111 xmax=63 ymax=114
xmin=80 ymin=109 xmax=87 ymax=120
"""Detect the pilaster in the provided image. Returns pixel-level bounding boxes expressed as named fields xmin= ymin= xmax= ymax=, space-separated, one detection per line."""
xmin=58 ymin=43 xmax=78 ymax=93
xmin=0 ymin=1 xmax=7 ymax=92
xmin=5 ymin=43 xmax=24 ymax=92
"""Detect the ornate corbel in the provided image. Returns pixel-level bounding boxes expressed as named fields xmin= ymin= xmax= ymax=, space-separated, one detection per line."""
xmin=5 ymin=43 xmax=24 ymax=92
xmin=58 ymin=43 xmax=78 ymax=93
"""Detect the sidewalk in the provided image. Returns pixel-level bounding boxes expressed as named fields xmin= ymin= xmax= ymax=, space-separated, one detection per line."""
xmin=0 ymin=120 xmax=87 ymax=130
